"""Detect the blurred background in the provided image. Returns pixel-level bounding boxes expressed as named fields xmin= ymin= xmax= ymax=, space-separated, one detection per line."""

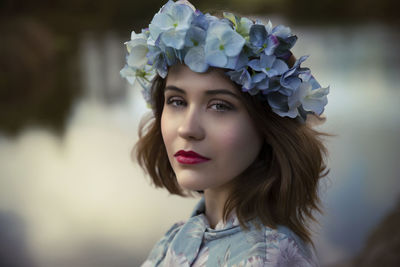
xmin=1 ymin=0 xmax=399 ymax=266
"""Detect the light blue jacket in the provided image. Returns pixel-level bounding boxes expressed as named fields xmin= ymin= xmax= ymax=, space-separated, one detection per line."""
xmin=142 ymin=198 xmax=319 ymax=266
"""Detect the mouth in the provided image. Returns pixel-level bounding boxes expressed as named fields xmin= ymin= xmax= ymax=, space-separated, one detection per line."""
xmin=173 ymin=150 xmax=210 ymax=165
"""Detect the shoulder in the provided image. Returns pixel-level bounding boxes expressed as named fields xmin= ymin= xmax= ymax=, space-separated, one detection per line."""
xmin=234 ymin=222 xmax=319 ymax=266
xmin=209 ymin=221 xmax=319 ymax=267
xmin=141 ymin=221 xmax=185 ymax=266
xmin=264 ymin=225 xmax=320 ymax=267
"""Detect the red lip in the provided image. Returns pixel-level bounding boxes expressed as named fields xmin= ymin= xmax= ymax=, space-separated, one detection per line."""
xmin=174 ymin=150 xmax=210 ymax=164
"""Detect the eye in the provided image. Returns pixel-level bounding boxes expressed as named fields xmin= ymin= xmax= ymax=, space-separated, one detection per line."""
xmin=209 ymin=100 xmax=234 ymax=112
xmin=166 ymin=97 xmax=186 ymax=108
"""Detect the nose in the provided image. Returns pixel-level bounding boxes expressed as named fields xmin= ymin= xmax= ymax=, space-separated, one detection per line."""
xmin=177 ymin=106 xmax=205 ymax=141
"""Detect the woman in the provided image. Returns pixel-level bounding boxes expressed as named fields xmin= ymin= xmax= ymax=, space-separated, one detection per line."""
xmin=121 ymin=1 xmax=330 ymax=266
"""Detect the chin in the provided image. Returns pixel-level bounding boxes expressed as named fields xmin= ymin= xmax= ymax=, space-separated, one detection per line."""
xmin=178 ymin=181 xmax=206 ymax=191
xmin=176 ymin=175 xmax=207 ymax=191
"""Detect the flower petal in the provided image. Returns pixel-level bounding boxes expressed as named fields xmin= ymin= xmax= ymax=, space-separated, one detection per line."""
xmin=302 ymin=86 xmax=329 ymax=115
xmin=237 ymin=17 xmax=253 ymax=37
xmin=272 ymin=58 xmax=289 ymax=75
xmin=272 ymin=25 xmax=291 ymax=39
xmin=268 ymin=92 xmax=299 ymax=118
xmin=288 ymin=81 xmax=309 ymax=109
xmin=185 ymin=25 xmax=206 ymax=47
xmin=252 ymin=72 xmax=267 ymax=83
xmin=260 ymin=54 xmax=275 ymax=69
xmin=205 ymin=50 xmax=227 ymax=67
xmin=249 ymin=24 xmax=267 ymax=47
xmin=264 ymin=34 xmax=279 ymax=56
xmin=225 ymin=55 xmax=239 ymax=69
xmin=171 ymin=3 xmax=194 ymax=31
xmin=161 ymin=29 xmax=186 ymax=49
xmin=234 ymin=51 xmax=249 ymax=69
xmin=248 ymin=59 xmax=262 ymax=71
xmin=239 ymin=69 xmax=252 ymax=89
xmin=127 ymin=45 xmax=148 ymax=68
xmin=256 ymin=77 xmax=270 ymax=90
xmin=176 ymin=0 xmax=196 ymax=11
xmin=281 ymin=75 xmax=301 ymax=91
xmin=205 ymin=37 xmax=228 ymax=67
xmin=120 ymin=65 xmax=136 ymax=85
xmin=184 ymin=45 xmax=208 ymax=72
xmin=223 ymin=30 xmax=245 ymax=57
xmin=149 ymin=13 xmax=173 ymax=40
xmin=204 ymin=36 xmax=220 ymax=53
xmin=207 ymin=21 xmax=231 ymax=38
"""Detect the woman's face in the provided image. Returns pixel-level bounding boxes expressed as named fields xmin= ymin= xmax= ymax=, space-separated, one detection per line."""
xmin=161 ymin=64 xmax=263 ymax=193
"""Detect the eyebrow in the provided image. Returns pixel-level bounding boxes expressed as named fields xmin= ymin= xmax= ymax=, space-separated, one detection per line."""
xmin=164 ymin=85 xmax=241 ymax=100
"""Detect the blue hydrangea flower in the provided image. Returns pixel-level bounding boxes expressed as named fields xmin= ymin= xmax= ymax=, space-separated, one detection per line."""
xmin=272 ymin=25 xmax=292 ymax=39
xmin=157 ymin=37 xmax=180 ymax=66
xmin=249 ymin=24 xmax=279 ymax=56
xmin=204 ymin=13 xmax=219 ymax=25
xmin=184 ymin=45 xmax=207 ymax=72
xmin=183 ymin=14 xmax=208 ymax=72
xmin=302 ymin=85 xmax=329 ymax=115
xmin=267 ymin=91 xmax=299 ymax=118
xmin=260 ymin=55 xmax=309 ymax=97
xmin=124 ymin=31 xmax=149 ymax=69
xmin=250 ymin=72 xmax=270 ymax=91
xmin=272 ymin=25 xmax=298 ymax=58
xmin=223 ymin=12 xmax=253 ymax=39
xmin=120 ymin=65 xmax=137 ymax=85
xmin=205 ymin=21 xmax=245 ymax=68
xmin=288 ymin=74 xmax=329 ymax=115
xmin=248 ymin=54 xmax=288 ymax=77
xmin=149 ymin=0 xmax=194 ymax=49
xmin=120 ymin=64 xmax=155 ymax=104
xmin=175 ymin=0 xmax=196 ymax=11
xmin=121 ymin=30 xmax=154 ymax=85
xmin=280 ymin=55 xmax=310 ymax=91
xmin=234 ymin=49 xmax=251 ymax=69
xmin=190 ymin=11 xmax=211 ymax=31
xmin=226 ymin=68 xmax=252 ymax=91
xmin=263 ymin=76 xmax=283 ymax=94
xmin=265 ymin=59 xmax=328 ymax=118
xmin=146 ymin=43 xmax=168 ymax=78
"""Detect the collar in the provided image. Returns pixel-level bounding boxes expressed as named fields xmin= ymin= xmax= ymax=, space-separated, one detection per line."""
xmin=190 ymin=197 xmax=240 ymax=232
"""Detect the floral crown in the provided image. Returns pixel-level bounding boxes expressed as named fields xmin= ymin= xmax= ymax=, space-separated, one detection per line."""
xmin=120 ymin=0 xmax=329 ymax=121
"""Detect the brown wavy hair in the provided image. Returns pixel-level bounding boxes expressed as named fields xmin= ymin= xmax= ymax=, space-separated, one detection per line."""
xmin=134 ymin=69 xmax=330 ymax=244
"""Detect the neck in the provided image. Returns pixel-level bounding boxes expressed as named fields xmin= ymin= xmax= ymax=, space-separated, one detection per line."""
xmin=204 ymin=187 xmax=231 ymax=229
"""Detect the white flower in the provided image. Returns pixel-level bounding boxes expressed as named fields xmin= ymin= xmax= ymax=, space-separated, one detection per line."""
xmin=125 ymin=31 xmax=149 ymax=69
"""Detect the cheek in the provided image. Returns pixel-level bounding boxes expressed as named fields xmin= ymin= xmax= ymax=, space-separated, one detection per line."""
xmin=213 ymin=118 xmax=262 ymax=162
xmin=161 ymin=109 xmax=183 ymax=163
xmin=161 ymin=111 xmax=174 ymax=153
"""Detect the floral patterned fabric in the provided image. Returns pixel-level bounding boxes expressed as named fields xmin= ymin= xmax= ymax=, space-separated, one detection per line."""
xmin=141 ymin=198 xmax=319 ymax=267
